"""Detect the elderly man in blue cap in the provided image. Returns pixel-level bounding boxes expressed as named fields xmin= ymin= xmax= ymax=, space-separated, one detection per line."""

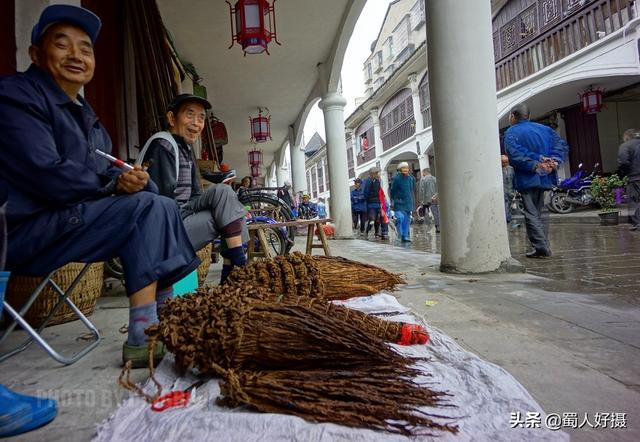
xmin=0 ymin=5 xmax=200 ymax=369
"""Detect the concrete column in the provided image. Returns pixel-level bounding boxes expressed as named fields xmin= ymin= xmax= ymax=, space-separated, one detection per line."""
xmin=418 ymin=155 xmax=430 ymax=171
xmin=319 ymin=92 xmax=352 ymax=238
xmin=289 ymin=128 xmax=307 ymax=195
xmin=409 ymin=73 xmax=424 ymax=132
xmin=276 ymin=148 xmax=288 ymax=186
xmin=370 ymin=108 xmax=384 ymax=159
xmin=426 ymin=0 xmax=514 ymax=273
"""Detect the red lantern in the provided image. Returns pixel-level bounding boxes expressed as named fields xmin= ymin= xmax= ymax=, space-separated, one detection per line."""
xmin=250 ymin=108 xmax=271 ymax=143
xmin=226 ymin=0 xmax=281 ymax=56
xmin=251 ymin=165 xmax=262 ymax=177
xmin=212 ymin=119 xmax=228 ymax=146
xmin=580 ymin=86 xmax=605 ymax=114
xmin=248 ymin=147 xmax=263 ymax=167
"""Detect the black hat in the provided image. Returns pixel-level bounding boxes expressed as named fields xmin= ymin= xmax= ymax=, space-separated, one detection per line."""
xmin=167 ymin=93 xmax=212 ymax=113
xmin=32 ymin=5 xmax=102 ymax=45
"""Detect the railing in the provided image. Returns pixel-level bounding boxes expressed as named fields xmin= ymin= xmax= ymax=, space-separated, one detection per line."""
xmin=356 ymin=147 xmax=376 ymax=166
xmin=382 ymin=118 xmax=416 ymax=151
xmin=495 ymin=0 xmax=635 ymax=90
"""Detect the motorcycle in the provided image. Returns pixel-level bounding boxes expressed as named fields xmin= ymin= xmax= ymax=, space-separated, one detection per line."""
xmin=548 ymin=163 xmax=599 ymax=214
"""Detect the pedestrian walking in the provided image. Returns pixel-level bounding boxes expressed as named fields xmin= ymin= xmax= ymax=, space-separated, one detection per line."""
xmin=362 ymin=167 xmax=388 ymax=240
xmin=617 ymin=129 xmax=640 ymax=230
xmin=501 ymin=155 xmax=520 ymax=230
xmin=505 ymin=103 xmax=568 ymax=258
xmin=350 ymin=178 xmax=366 ymax=234
xmin=418 ymin=168 xmax=440 ymax=233
xmin=390 ymin=162 xmax=415 ymax=242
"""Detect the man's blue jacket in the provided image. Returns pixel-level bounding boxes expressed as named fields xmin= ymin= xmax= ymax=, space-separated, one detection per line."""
xmin=0 ymin=65 xmax=157 ymax=269
xmin=390 ymin=173 xmax=415 ymax=212
xmin=505 ymin=120 xmax=569 ymax=191
xmin=350 ymin=187 xmax=366 ymax=212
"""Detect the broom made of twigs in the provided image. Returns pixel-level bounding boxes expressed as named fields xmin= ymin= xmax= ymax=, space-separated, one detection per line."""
xmin=149 ymin=285 xmax=414 ymax=374
xmin=225 ymin=252 xmax=405 ymax=300
xmin=218 ymin=367 xmax=458 ymax=436
xmin=152 ymin=283 xmax=428 ymax=373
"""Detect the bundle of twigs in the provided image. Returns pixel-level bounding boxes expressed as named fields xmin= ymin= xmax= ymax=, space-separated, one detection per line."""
xmin=149 ymin=283 xmax=415 ymax=373
xmin=225 ymin=252 xmax=404 ymax=300
xmin=313 ymin=255 xmax=406 ymax=299
xmin=119 ymin=282 xmax=456 ymax=435
xmin=218 ymin=368 xmax=457 ymax=436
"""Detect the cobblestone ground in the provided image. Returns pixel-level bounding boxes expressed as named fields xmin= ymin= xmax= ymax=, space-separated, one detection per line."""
xmin=381 ymin=221 xmax=640 ymax=305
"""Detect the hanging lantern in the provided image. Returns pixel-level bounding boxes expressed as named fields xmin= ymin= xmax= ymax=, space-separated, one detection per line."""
xmin=248 ymin=147 xmax=263 ymax=167
xmin=580 ymin=86 xmax=605 ymax=114
xmin=211 ymin=118 xmax=229 ymax=146
xmin=250 ymin=108 xmax=272 ymax=143
xmin=251 ymin=164 xmax=262 ymax=177
xmin=226 ymin=0 xmax=281 ymax=56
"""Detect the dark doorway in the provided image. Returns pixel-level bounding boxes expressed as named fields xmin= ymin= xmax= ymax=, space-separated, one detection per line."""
xmin=561 ymin=105 xmax=602 ymax=174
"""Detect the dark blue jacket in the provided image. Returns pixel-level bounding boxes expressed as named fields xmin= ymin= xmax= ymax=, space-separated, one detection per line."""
xmin=0 ymin=65 xmax=157 ymax=264
xmin=362 ymin=177 xmax=382 ymax=209
xmin=505 ymin=120 xmax=569 ymax=191
xmin=350 ymin=187 xmax=366 ymax=212
xmin=390 ymin=173 xmax=415 ymax=212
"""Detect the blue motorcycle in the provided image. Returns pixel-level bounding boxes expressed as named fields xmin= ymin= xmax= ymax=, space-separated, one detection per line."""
xmin=549 ymin=163 xmax=599 ymax=214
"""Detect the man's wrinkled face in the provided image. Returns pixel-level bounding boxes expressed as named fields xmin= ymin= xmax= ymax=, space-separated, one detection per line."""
xmin=501 ymin=155 xmax=509 ymax=167
xmin=30 ymin=23 xmax=95 ymax=91
xmin=400 ymin=166 xmax=410 ymax=175
xmin=168 ymin=102 xmax=206 ymax=144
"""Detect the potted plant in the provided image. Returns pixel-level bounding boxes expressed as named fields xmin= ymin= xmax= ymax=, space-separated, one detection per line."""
xmin=589 ymin=174 xmax=628 ymax=225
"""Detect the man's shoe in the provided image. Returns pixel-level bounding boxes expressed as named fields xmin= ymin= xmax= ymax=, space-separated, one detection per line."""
xmin=401 ymin=236 xmax=412 ymax=242
xmin=202 ymin=170 xmax=237 ymax=185
xmin=380 ymin=235 xmax=389 ymax=240
xmin=122 ymin=341 xmax=166 ymax=369
xmin=630 ymin=224 xmax=639 ymax=231
xmin=435 ymin=227 xmax=440 ymax=233
xmin=526 ymin=249 xmax=551 ymax=259
xmin=0 ymin=385 xmax=57 ymax=437
xmin=509 ymin=222 xmax=521 ymax=231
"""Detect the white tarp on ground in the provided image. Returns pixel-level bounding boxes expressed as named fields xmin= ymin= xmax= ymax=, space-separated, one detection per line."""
xmin=95 ymin=294 xmax=568 ymax=442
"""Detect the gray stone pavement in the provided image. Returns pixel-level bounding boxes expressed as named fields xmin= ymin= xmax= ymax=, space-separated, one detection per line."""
xmin=0 ymin=223 xmax=638 ymax=441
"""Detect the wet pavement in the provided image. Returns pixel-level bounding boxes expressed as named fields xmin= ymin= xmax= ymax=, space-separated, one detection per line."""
xmin=379 ymin=221 xmax=640 ymax=305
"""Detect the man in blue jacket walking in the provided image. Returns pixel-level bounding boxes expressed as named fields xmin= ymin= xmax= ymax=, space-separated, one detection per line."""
xmin=350 ymin=178 xmax=366 ymax=234
xmin=505 ymin=103 xmax=568 ymax=258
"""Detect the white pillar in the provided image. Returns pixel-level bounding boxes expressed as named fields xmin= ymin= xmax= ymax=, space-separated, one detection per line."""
xmin=319 ymin=92 xmax=352 ymax=238
xmin=289 ymin=128 xmax=307 ymax=195
xmin=418 ymin=155 xmax=430 ymax=171
xmin=409 ymin=73 xmax=424 ymax=132
xmin=426 ymin=0 xmax=513 ymax=273
xmin=276 ymin=148 xmax=288 ymax=186
xmin=371 ymin=108 xmax=384 ymax=159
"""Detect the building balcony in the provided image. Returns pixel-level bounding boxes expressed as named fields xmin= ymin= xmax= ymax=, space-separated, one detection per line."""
xmin=382 ymin=118 xmax=416 ymax=151
xmin=494 ymin=0 xmax=635 ymax=91
xmin=356 ymin=147 xmax=376 ymax=166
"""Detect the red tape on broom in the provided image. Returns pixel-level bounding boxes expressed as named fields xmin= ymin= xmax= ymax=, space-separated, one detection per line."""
xmin=397 ymin=323 xmax=429 ymax=346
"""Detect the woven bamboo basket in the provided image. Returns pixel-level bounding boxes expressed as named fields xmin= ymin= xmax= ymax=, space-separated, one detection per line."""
xmin=196 ymin=243 xmax=212 ymax=286
xmin=5 ymin=262 xmax=104 ymax=328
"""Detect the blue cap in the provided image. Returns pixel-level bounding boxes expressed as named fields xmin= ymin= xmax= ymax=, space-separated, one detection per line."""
xmin=31 ymin=5 xmax=102 ymax=45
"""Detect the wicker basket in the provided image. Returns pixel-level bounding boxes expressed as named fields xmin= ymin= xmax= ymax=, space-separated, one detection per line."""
xmin=196 ymin=243 xmax=212 ymax=286
xmin=5 ymin=262 xmax=104 ymax=328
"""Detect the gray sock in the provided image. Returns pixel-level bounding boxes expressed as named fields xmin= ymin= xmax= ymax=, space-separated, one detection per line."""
xmin=127 ymin=302 xmax=158 ymax=346
xmin=156 ymin=287 xmax=174 ymax=317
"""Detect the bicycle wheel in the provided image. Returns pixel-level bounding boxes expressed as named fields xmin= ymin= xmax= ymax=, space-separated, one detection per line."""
xmin=239 ymin=191 xmax=295 ymax=252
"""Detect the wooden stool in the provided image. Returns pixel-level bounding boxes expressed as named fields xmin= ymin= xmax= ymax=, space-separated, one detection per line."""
xmin=246 ymin=218 xmax=332 ymax=262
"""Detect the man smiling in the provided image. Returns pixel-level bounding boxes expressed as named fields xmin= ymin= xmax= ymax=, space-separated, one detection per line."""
xmin=140 ymin=94 xmax=248 ymax=284
xmin=0 ymin=5 xmax=200 ymax=367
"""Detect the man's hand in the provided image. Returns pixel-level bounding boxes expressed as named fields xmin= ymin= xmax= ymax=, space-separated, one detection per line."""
xmin=116 ymin=165 xmax=149 ymax=194
xmin=536 ymin=162 xmax=554 ymax=175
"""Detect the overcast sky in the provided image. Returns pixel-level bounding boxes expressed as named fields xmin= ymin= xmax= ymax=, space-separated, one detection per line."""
xmin=302 ymin=0 xmax=390 ymax=145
